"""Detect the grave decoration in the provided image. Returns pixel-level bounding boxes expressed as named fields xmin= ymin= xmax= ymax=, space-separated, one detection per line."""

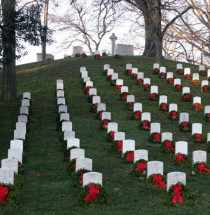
xmin=143 ymin=78 xmax=150 ymax=91
xmin=126 ymin=95 xmax=135 ymax=110
xmin=96 ymin=103 xmax=106 ymax=120
xmin=184 ymin=68 xmax=191 ymax=80
xmin=150 ymin=86 xmax=159 ymax=101
xmin=201 ymin=80 xmax=210 ymax=93
xmin=191 ymin=123 xmax=205 ymax=143
xmin=168 ymin=104 xmax=179 ymax=121
xmin=179 ymin=113 xmax=191 ymax=132
xmin=79 ymin=172 xmax=109 ymax=206
xmin=192 ymin=151 xmax=210 ymax=175
xmin=114 ymin=54 xmax=121 ymax=59
xmin=159 ymin=95 xmax=168 ymax=111
xmin=132 ymin=103 xmax=142 ymax=120
xmin=125 ymin=64 xmax=132 ymax=76
xmin=160 ymin=132 xmax=175 ymax=154
xmin=167 ymin=72 xmax=174 ymax=84
xmin=165 ymin=172 xmax=195 ymax=206
xmin=174 ymin=141 xmax=190 ymax=165
xmin=82 ymin=53 xmax=87 ymax=58
xmin=176 ymin=64 xmax=183 ymax=74
xmin=120 ymin=86 xmax=129 ymax=101
xmin=193 ymin=97 xmax=202 ymax=112
xmin=102 ymin=52 xmax=108 ymax=56
xmin=204 ymin=106 xmax=210 ymax=122
xmin=91 ymin=96 xmax=101 ymax=113
xmin=139 ymin=112 xmax=151 ymax=130
xmin=94 ymin=54 xmax=100 ymax=60
xmin=153 ymin=63 xmax=159 ymax=75
xmin=159 ymin=67 xmax=166 ymax=79
xmin=174 ymin=78 xmax=182 ymax=91
xmin=131 ymin=68 xmax=138 ymax=79
xmin=111 ymin=132 xmax=125 ymax=153
xmin=146 ymin=161 xmax=166 ymax=190
xmin=116 ymin=79 xmax=123 ymax=91
xmin=75 ymin=53 xmax=81 ymax=57
xmin=132 ymin=150 xmax=148 ymax=177
xmin=106 ymin=122 xmax=118 ymax=142
xmin=192 ymin=73 xmax=200 ymax=85
xmin=122 ymin=139 xmax=135 ymax=163
xmin=182 ymin=87 xmax=191 ymax=102
xmin=199 ymin=65 xmax=206 ymax=76
xmin=149 ymin=123 xmax=161 ymax=143
xmin=137 ymin=72 xmax=144 ymax=85
xmin=100 ymin=112 xmax=111 ymax=130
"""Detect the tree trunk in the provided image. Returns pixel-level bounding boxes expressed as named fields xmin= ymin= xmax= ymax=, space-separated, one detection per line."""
xmin=42 ymin=0 xmax=49 ymax=61
xmin=2 ymin=0 xmax=17 ymax=102
xmin=142 ymin=0 xmax=162 ymax=64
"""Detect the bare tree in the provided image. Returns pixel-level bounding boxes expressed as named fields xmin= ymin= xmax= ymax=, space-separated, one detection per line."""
xmin=50 ymin=0 xmax=122 ymax=54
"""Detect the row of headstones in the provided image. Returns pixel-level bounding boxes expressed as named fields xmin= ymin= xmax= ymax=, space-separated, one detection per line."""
xmin=153 ymin=63 xmax=210 ymax=90
xmin=103 ymin=64 xmax=210 ymax=142
xmin=0 ymin=92 xmax=31 ymax=187
xmin=80 ymin=66 xmax=193 ymax=198
xmin=103 ymin=64 xmax=209 ymax=166
xmin=56 ymin=80 xmax=103 ymax=188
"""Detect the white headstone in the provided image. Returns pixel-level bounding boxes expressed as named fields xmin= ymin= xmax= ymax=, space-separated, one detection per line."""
xmin=92 ymin=96 xmax=101 ymax=104
xmin=174 ymin=78 xmax=181 ymax=86
xmin=161 ymin=132 xmax=173 ymax=142
xmin=107 ymin=69 xmax=114 ymax=76
xmin=76 ymin=158 xmax=92 ymax=172
xmin=193 ymin=96 xmax=201 ymax=104
xmin=150 ymin=123 xmax=161 ymax=134
xmin=8 ymin=148 xmax=23 ymax=163
xmin=86 ymin=81 xmax=93 ymax=88
xmin=56 ymin=83 xmax=64 ymax=90
xmin=182 ymin=87 xmax=190 ymax=95
xmin=147 ymin=161 xmax=163 ymax=178
xmin=133 ymin=103 xmax=142 ymax=112
xmin=192 ymin=73 xmax=199 ymax=80
xmin=159 ymin=95 xmax=167 ymax=105
xmin=132 ymin=68 xmax=138 ymax=74
xmin=1 ymin=159 xmax=18 ymax=174
xmin=10 ymin=140 xmax=23 ymax=152
xmin=58 ymin=105 xmax=68 ymax=113
xmin=137 ymin=72 xmax=144 ymax=80
xmin=143 ymin=78 xmax=150 ymax=85
xmin=204 ymin=105 xmax=210 ymax=114
xmin=62 ymin=121 xmax=72 ymax=132
xmin=64 ymin=131 xmax=75 ymax=141
xmin=150 ymin=86 xmax=158 ymax=94
xmin=153 ymin=63 xmax=159 ymax=69
xmin=179 ymin=113 xmax=189 ymax=123
xmin=0 ymin=168 xmax=14 ymax=185
xmin=104 ymin=64 xmax=110 ymax=70
xmin=167 ymin=172 xmax=186 ymax=191
xmin=166 ymin=72 xmax=173 ymax=79
xmin=107 ymin=122 xmax=118 ymax=133
xmin=160 ymin=67 xmax=166 ymax=73
xmin=126 ymin=95 xmax=135 ymax=103
xmin=201 ymin=80 xmax=209 ymax=87
xmin=122 ymin=139 xmax=135 ymax=154
xmin=111 ymin=73 xmax=118 ymax=80
xmin=60 ymin=113 xmax=70 ymax=122
xmin=199 ymin=65 xmax=205 ymax=71
xmin=18 ymin=115 xmax=28 ymax=123
xmin=169 ymin=103 xmax=178 ymax=112
xmin=89 ymin=88 xmax=97 ymax=96
xmin=192 ymin=123 xmax=202 ymax=135
xmin=114 ymin=132 xmax=125 ymax=141
xmin=141 ymin=112 xmax=151 ymax=122
xmin=126 ymin=64 xmax=132 ymax=70
xmin=101 ymin=112 xmax=111 ymax=121
xmin=192 ymin=150 xmax=207 ymax=164
xmin=83 ymin=172 xmax=102 ymax=187
xmin=21 ymin=99 xmax=30 ymax=107
xmin=56 ymin=79 xmax=63 ymax=84
xmin=23 ymin=92 xmax=31 ymax=100
xmin=116 ymin=79 xmax=123 ymax=86
xmin=115 ymin=44 xmax=134 ymax=56
xmin=177 ymin=64 xmax=183 ymax=69
xmin=121 ymin=86 xmax=128 ymax=93
xmin=57 ymin=97 xmax=65 ymax=105
xmin=70 ymin=148 xmax=85 ymax=160
xmin=14 ymin=129 xmax=26 ymax=140
xmin=80 ymin=67 xmax=86 ymax=73
xmin=97 ymin=103 xmax=106 ymax=113
xmin=208 ymin=69 xmax=210 ymax=78
xmin=134 ymin=149 xmax=148 ymax=163
xmin=20 ymin=106 xmax=29 ymax=115
xmin=67 ymin=138 xmax=80 ymax=149
xmin=184 ymin=68 xmax=191 ymax=75
xmin=175 ymin=141 xmax=188 ymax=155
xmin=83 ymin=77 xmax=90 ymax=83
xmin=207 ymin=133 xmax=210 ymax=142
xmin=57 ymin=90 xmax=64 ymax=98
xmin=16 ymin=122 xmax=26 ymax=134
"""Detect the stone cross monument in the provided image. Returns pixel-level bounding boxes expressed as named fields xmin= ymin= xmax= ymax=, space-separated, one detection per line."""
xmin=110 ymin=33 xmax=117 ymax=55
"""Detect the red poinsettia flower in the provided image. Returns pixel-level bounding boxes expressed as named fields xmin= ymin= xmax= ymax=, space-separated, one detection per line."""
xmin=168 ymin=78 xmax=173 ymax=84
xmin=138 ymin=78 xmax=143 ymax=84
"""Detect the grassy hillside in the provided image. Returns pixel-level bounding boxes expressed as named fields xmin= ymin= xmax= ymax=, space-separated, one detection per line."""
xmin=0 ymin=56 xmax=209 ymax=215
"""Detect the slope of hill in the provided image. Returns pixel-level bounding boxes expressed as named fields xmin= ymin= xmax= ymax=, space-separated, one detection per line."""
xmin=0 ymin=56 xmax=209 ymax=214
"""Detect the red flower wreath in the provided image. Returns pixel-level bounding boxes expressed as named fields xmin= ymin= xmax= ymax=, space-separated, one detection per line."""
xmin=153 ymin=68 xmax=159 ymax=74
xmin=175 ymin=84 xmax=182 ymax=91
xmin=185 ymin=74 xmax=191 ymax=80
xmin=199 ymin=70 xmax=206 ymax=76
xmin=176 ymin=69 xmax=183 ymax=74
xmin=95 ymin=54 xmax=100 ymax=60
xmin=167 ymin=78 xmax=174 ymax=84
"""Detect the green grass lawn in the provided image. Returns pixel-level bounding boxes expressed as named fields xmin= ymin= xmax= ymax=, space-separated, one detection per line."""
xmin=0 ymin=56 xmax=210 ymax=215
